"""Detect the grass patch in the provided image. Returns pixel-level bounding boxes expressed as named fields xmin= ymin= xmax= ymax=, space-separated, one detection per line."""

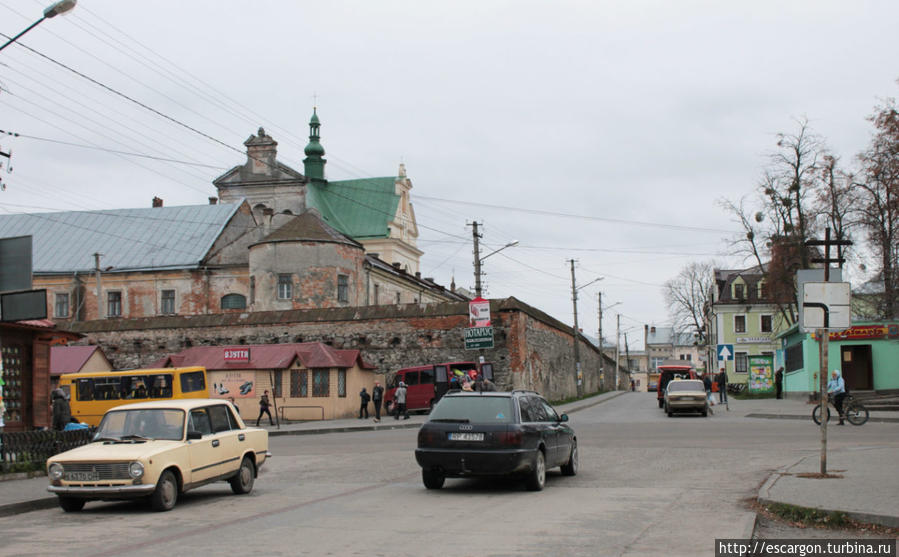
xmin=765 ymin=502 xmax=851 ymax=528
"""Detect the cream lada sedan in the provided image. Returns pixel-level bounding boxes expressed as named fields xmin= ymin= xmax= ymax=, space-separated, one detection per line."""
xmin=47 ymin=399 xmax=270 ymax=512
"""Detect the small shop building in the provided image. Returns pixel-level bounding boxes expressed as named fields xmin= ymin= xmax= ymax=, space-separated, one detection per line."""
xmin=778 ymin=322 xmax=899 ymax=397
xmin=152 ymin=343 xmax=376 ymax=421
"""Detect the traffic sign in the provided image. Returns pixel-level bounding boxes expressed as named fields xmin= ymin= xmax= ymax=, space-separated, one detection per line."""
xmin=464 ymin=326 xmax=494 ymax=350
xmin=717 ymin=344 xmax=734 ymax=361
xmin=802 ymin=281 xmax=851 ymax=331
xmin=469 ymin=297 xmax=491 ymax=327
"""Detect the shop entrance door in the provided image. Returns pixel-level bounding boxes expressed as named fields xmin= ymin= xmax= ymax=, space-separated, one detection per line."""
xmin=840 ymin=345 xmax=873 ymax=391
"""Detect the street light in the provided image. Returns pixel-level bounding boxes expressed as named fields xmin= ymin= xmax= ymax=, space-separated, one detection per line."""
xmin=474 ymin=239 xmax=518 ymax=297
xmin=0 ymin=0 xmax=77 ymax=53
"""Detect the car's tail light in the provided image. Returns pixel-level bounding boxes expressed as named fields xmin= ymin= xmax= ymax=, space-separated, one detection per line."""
xmin=496 ymin=431 xmax=522 ymax=446
xmin=418 ymin=429 xmax=439 ymax=446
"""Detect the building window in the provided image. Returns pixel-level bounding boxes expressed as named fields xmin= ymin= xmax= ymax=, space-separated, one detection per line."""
xmin=734 ymin=315 xmax=746 ymax=333
xmin=278 ymin=274 xmax=292 ymax=299
xmin=373 ymin=284 xmax=380 ymax=305
xmin=758 ymin=281 xmax=767 ymax=299
xmin=650 ymin=357 xmax=664 ymax=371
xmin=107 ymin=291 xmax=122 ymax=317
xmin=760 ymin=314 xmax=773 ymax=333
xmin=312 ymin=369 xmax=329 ymax=397
xmin=272 ymin=370 xmax=282 ymax=398
xmin=785 ymin=343 xmax=803 ymax=372
xmin=735 ymin=352 xmax=748 ymax=374
xmin=396 ymin=292 xmax=401 ymax=305
xmin=221 ymin=294 xmax=246 ymax=309
xmin=337 ymin=369 xmax=346 ymax=397
xmin=54 ymin=292 xmax=69 ymax=318
xmin=161 ymin=290 xmax=175 ymax=314
xmin=733 ymin=283 xmax=745 ymax=299
xmin=337 ymin=274 xmax=349 ymax=303
xmin=250 ymin=276 xmax=256 ymax=305
xmin=291 ymin=370 xmax=308 ymax=397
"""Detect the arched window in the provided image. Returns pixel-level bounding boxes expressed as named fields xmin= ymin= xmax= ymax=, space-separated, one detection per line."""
xmin=221 ymin=293 xmax=246 ymax=310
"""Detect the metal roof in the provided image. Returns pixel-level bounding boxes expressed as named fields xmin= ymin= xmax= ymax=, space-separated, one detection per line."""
xmin=306 ymin=177 xmax=399 ymax=240
xmin=0 ymin=203 xmax=243 ymax=274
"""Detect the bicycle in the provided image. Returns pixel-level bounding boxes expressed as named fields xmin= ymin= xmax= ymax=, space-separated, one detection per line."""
xmin=811 ymin=393 xmax=869 ymax=426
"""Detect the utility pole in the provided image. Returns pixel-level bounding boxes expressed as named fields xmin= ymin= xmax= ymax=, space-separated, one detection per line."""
xmin=598 ymin=292 xmax=603 ymax=390
xmin=94 ymin=252 xmax=103 ymax=320
xmin=470 ymin=222 xmax=483 ymax=297
xmin=625 ymin=331 xmax=630 ymax=389
xmin=615 ymin=314 xmax=621 ymax=390
xmin=569 ymin=260 xmax=582 ymax=397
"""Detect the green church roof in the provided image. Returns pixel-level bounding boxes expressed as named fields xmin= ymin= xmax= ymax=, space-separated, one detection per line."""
xmin=306 ymin=177 xmax=399 ymax=240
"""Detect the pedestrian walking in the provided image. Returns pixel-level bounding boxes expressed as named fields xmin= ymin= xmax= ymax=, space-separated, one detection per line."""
xmin=701 ymin=373 xmax=713 ymax=404
xmin=372 ymin=381 xmax=384 ymax=422
xmin=775 ymin=367 xmax=784 ymax=399
xmin=228 ymin=396 xmax=240 ymax=414
xmin=359 ymin=387 xmax=371 ymax=419
xmin=51 ymin=388 xmax=71 ymax=431
xmin=717 ymin=368 xmax=728 ymax=404
xmin=256 ymin=389 xmax=274 ymax=426
xmin=394 ymin=381 xmax=409 ymax=420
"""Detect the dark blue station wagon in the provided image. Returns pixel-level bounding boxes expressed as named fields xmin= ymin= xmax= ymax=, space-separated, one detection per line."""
xmin=414 ymin=390 xmax=577 ymax=491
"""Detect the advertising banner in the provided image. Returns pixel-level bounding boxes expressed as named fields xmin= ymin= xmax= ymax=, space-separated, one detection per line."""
xmin=748 ymin=354 xmax=774 ymax=394
xmin=210 ymin=370 xmax=256 ymax=399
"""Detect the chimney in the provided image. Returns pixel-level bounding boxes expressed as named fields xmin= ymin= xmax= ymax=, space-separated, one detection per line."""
xmin=208 ymin=197 xmax=218 ymax=205
xmin=152 ymin=197 xmax=163 ymax=208
xmin=245 ymin=127 xmax=278 ymax=176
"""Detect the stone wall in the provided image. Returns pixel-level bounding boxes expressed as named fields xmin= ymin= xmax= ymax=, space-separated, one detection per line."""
xmin=63 ymin=297 xmax=624 ymax=400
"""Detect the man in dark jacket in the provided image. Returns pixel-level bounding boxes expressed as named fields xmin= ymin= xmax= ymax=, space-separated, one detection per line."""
xmin=372 ymin=381 xmax=384 ymax=422
xmin=51 ymin=388 xmax=71 ymax=431
xmin=717 ymin=368 xmax=728 ymax=404
xmin=359 ymin=387 xmax=370 ymax=419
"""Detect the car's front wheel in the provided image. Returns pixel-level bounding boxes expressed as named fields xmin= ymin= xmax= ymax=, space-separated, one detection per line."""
xmin=230 ymin=456 xmax=255 ymax=495
xmin=525 ymin=450 xmax=546 ymax=491
xmin=560 ymin=440 xmax=578 ymax=476
xmin=58 ymin=496 xmax=85 ymax=512
xmin=422 ymin=469 xmax=445 ymax=490
xmin=150 ymin=470 xmax=178 ymax=512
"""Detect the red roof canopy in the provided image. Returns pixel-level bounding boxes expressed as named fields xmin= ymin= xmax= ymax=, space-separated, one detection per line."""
xmin=150 ymin=342 xmax=375 ymax=371
xmin=50 ymin=345 xmax=104 ymax=376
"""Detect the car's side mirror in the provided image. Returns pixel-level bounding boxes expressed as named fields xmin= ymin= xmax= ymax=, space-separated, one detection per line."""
xmin=187 ymin=430 xmax=202 ymax=440
xmin=559 ymin=414 xmax=569 ymax=422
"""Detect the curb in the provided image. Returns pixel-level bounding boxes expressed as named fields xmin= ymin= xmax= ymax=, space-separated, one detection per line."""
xmin=0 ymin=496 xmax=57 ymax=518
xmin=268 ymin=420 xmax=423 ymax=437
xmin=756 ymin=457 xmax=899 ymax=530
xmin=746 ymin=413 xmax=899 ymax=423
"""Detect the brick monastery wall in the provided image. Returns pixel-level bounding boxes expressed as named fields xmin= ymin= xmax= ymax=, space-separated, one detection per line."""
xmin=63 ymin=297 xmax=622 ymax=400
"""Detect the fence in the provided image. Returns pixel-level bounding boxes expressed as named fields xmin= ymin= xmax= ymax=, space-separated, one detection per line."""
xmin=0 ymin=429 xmax=95 ymax=472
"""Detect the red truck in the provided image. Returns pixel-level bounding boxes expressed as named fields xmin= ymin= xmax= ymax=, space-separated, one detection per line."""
xmin=656 ymin=361 xmax=698 ymax=408
xmin=384 ymin=361 xmax=494 ymax=413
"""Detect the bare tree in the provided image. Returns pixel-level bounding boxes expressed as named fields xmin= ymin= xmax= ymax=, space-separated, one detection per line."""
xmin=664 ymin=261 xmax=717 ymax=343
xmin=855 ymin=93 xmax=899 ymax=318
xmin=720 ymin=117 xmax=833 ymax=326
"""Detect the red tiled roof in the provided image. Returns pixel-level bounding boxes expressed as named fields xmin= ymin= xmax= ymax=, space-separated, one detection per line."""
xmin=150 ymin=343 xmax=375 ymax=371
xmin=50 ymin=345 xmax=101 ymax=376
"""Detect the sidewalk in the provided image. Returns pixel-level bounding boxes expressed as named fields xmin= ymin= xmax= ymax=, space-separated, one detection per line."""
xmin=0 ymin=391 xmax=622 ymax=518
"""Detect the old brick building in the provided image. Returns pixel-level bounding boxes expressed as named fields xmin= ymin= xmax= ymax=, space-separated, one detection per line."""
xmin=0 ymin=110 xmax=464 ymax=323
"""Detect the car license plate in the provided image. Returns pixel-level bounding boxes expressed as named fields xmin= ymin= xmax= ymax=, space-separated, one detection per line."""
xmin=448 ymin=432 xmax=484 ymax=441
xmin=65 ymin=471 xmax=99 ymax=481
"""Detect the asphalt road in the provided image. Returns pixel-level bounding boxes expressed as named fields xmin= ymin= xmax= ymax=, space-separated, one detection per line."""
xmin=2 ymin=392 xmax=896 ymax=557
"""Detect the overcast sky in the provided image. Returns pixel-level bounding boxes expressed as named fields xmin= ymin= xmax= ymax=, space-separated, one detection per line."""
xmin=1 ymin=0 xmax=897 ymax=349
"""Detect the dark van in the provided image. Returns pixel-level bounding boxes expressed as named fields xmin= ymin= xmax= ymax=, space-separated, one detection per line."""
xmin=656 ymin=361 xmax=697 ymax=408
xmin=385 ymin=361 xmax=494 ymax=412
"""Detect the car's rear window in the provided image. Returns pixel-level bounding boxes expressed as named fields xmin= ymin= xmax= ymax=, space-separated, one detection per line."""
xmin=667 ymin=381 xmax=704 ymax=392
xmin=429 ymin=396 xmax=515 ymax=424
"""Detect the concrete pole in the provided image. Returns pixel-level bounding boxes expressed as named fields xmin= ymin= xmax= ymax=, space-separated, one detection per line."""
xmin=94 ymin=252 xmax=103 ymax=319
xmin=471 ymin=222 xmax=482 ymax=297
xmin=819 ymin=328 xmax=828 ymax=474
xmin=615 ymin=314 xmax=621 ymax=390
xmin=570 ymin=260 xmax=582 ymax=397
xmin=598 ymin=292 xmax=603 ymax=389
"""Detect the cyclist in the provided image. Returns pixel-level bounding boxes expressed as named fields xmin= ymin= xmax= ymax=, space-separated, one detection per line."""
xmin=827 ymin=369 xmax=846 ymax=426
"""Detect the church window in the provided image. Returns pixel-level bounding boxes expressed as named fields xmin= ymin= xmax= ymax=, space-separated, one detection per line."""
xmin=161 ymin=290 xmax=175 ymax=314
xmin=337 ymin=275 xmax=349 ymax=303
xmin=107 ymin=291 xmax=122 ymax=318
xmin=278 ymin=274 xmax=292 ymax=299
xmin=221 ymin=294 xmax=246 ymax=310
